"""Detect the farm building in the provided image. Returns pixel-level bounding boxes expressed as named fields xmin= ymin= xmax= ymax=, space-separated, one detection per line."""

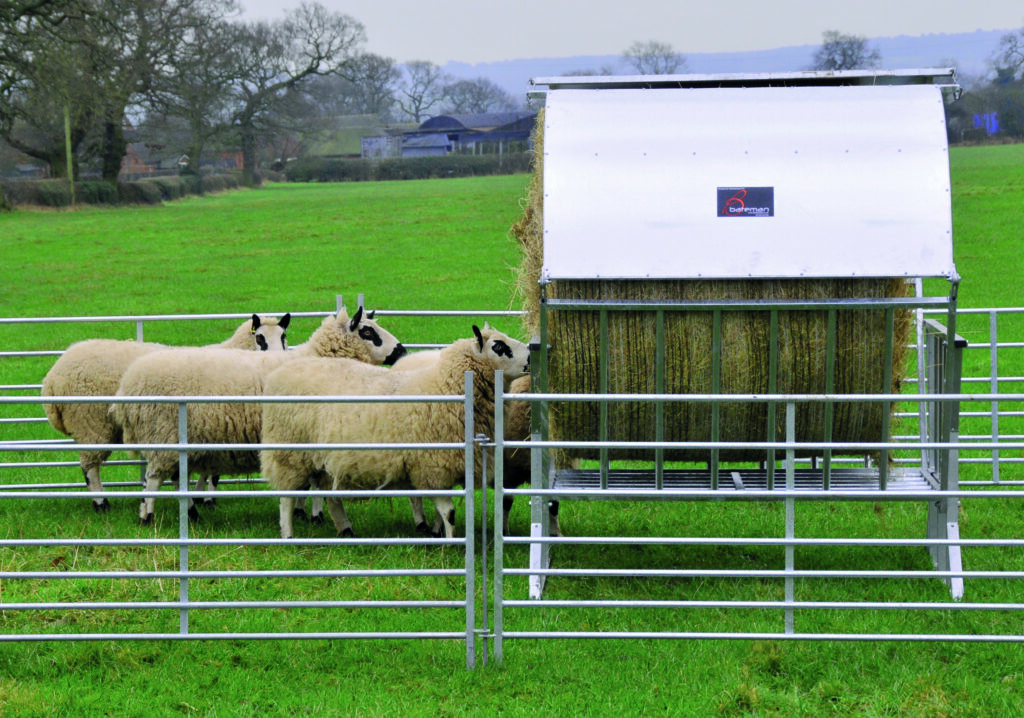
xmin=362 ymin=112 xmax=537 ymax=159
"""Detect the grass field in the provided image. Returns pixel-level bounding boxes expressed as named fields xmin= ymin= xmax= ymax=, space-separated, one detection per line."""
xmin=0 ymin=147 xmax=1023 ymax=717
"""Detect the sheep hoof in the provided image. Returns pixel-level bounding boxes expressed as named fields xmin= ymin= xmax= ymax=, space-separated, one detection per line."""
xmin=415 ymin=522 xmax=432 ymax=536
xmin=293 ymin=508 xmax=308 ymax=521
xmin=339 ymin=527 xmax=355 ymax=538
xmin=309 ymin=513 xmax=325 ymax=526
xmin=92 ymin=499 xmax=111 ymax=514
xmin=201 ymin=498 xmax=217 ymax=508
xmin=139 ymin=514 xmax=153 ymax=526
xmin=187 ymin=506 xmax=200 ymax=521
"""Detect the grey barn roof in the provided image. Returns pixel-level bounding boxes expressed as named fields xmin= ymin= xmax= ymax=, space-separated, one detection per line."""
xmin=417 ymin=112 xmax=535 ymax=132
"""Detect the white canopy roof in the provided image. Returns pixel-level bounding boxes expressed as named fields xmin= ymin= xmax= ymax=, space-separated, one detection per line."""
xmin=537 ymin=72 xmax=958 ymax=281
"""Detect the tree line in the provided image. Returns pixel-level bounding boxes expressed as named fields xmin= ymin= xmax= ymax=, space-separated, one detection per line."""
xmin=3 ymin=2 xmax=1023 ymax=198
xmin=0 ymin=0 xmax=525 ymax=189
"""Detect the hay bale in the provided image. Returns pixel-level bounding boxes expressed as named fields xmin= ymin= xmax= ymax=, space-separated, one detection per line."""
xmin=510 ymin=113 xmax=911 ymax=462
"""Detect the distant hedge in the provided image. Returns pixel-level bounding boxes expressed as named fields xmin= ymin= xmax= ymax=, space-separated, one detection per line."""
xmin=284 ymin=153 xmax=532 ymax=183
xmin=0 ymin=172 xmax=244 ymax=209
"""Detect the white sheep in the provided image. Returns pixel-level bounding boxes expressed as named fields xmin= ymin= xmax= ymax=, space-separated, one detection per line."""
xmin=41 ymin=313 xmax=290 ymax=512
xmin=289 ymin=347 xmax=447 ymax=525
xmin=113 ymin=307 xmax=405 ymax=524
xmin=260 ymin=324 xmax=530 ymax=540
xmin=390 ymin=351 xmax=556 ymax=536
xmin=352 ymin=370 xmax=558 ymax=535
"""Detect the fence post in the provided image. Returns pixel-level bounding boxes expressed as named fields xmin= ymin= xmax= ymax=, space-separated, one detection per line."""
xmin=177 ymin=401 xmax=190 ymax=635
xmin=464 ymin=371 xmax=476 ymax=669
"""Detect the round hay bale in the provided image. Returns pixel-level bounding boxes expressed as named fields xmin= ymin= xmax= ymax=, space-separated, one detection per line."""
xmin=511 ymin=113 xmax=911 ymax=462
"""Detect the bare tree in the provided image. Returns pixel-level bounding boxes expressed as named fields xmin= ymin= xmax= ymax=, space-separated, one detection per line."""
xmin=0 ymin=0 xmax=88 ymax=175
xmin=227 ymin=2 xmax=365 ymax=186
xmin=148 ymin=17 xmax=239 ymax=176
xmin=347 ymin=53 xmax=400 ymax=118
xmin=561 ymin=66 xmax=615 ymax=77
xmin=396 ymin=60 xmax=450 ymax=122
xmin=992 ymin=28 xmax=1024 ymax=80
xmin=299 ymin=52 xmax=398 ymax=131
xmin=810 ymin=30 xmax=882 ymax=71
xmin=441 ymin=77 xmax=516 ymax=114
xmin=622 ymin=40 xmax=687 ymax=75
xmin=0 ymin=11 xmax=93 ymax=176
xmin=82 ymin=0 xmax=237 ymax=182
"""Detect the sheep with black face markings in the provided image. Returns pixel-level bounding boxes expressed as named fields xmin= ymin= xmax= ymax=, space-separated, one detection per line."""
xmin=261 ymin=324 xmax=530 ymax=539
xmin=41 ymin=313 xmax=290 ymax=512
xmin=113 ymin=307 xmax=405 ymax=524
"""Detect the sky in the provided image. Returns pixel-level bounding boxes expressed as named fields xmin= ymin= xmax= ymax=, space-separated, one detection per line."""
xmin=237 ymin=0 xmax=1024 ymax=66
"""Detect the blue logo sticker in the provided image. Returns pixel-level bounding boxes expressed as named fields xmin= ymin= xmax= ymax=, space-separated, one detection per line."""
xmin=718 ymin=187 xmax=774 ymax=217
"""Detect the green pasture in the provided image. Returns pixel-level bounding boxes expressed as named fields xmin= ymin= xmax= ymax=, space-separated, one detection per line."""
xmin=0 ymin=146 xmax=1022 ymax=717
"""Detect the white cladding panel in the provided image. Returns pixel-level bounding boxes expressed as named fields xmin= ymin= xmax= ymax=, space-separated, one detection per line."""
xmin=541 ymin=85 xmax=956 ymax=279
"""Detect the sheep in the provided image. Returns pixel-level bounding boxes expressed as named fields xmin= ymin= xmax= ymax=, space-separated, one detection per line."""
xmin=113 ymin=307 xmax=405 ymax=525
xmin=41 ymin=313 xmax=290 ymax=513
xmin=261 ymin=324 xmax=530 ymax=540
xmin=391 ymin=350 xmax=557 ymax=536
xmin=379 ymin=367 xmax=559 ymax=537
xmin=289 ymin=348 xmax=447 ymax=525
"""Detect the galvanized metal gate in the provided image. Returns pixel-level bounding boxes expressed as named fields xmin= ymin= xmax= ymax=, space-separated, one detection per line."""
xmin=485 ymin=69 xmax=1023 ymax=660
xmin=2 ymin=303 xmax=1024 ymax=665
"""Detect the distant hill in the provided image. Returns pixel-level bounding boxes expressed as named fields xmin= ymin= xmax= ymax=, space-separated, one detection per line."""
xmin=443 ymin=29 xmax=1011 ymax=102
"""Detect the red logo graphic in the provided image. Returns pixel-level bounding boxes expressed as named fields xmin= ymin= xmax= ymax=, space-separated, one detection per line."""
xmin=722 ymin=189 xmax=747 ymax=216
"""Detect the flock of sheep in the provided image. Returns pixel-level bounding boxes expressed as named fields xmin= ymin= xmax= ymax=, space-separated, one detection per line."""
xmin=40 ymin=308 xmax=538 ymax=539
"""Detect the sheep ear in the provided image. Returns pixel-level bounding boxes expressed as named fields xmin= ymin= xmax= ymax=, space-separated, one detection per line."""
xmin=250 ymin=313 xmax=261 ymax=334
xmin=349 ymin=305 xmax=364 ymax=332
xmin=279 ymin=313 xmax=291 ymax=330
xmin=473 ymin=324 xmax=484 ymax=350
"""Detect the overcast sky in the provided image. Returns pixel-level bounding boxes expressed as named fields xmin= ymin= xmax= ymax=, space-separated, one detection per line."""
xmin=236 ymin=0 xmax=1023 ymax=65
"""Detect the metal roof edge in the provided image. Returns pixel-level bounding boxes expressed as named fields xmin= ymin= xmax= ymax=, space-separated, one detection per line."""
xmin=529 ymin=67 xmax=958 ymax=94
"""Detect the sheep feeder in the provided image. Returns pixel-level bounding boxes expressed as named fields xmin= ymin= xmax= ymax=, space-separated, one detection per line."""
xmin=511 ymin=69 xmax=965 ymax=599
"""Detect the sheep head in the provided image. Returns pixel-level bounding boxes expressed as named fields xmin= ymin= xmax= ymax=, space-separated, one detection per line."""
xmin=310 ymin=306 xmax=406 ymax=365
xmin=472 ymin=324 xmax=530 ymax=380
xmin=250 ymin=312 xmax=290 ymax=352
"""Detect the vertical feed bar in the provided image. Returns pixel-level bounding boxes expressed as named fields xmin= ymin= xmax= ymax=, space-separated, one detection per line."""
xmin=767 ymin=310 xmax=779 ymax=490
xmin=599 ymin=308 xmax=609 ymax=489
xmin=655 ymin=309 xmax=665 ymax=489
xmin=878 ymin=307 xmax=895 ymax=490
xmin=823 ymin=308 xmax=837 ymax=489
xmin=710 ymin=309 xmax=722 ymax=490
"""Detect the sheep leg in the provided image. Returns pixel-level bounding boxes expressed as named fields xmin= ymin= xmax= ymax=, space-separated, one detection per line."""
xmin=430 ymin=496 xmax=457 ymax=539
xmin=408 ymin=496 xmax=432 ymax=535
xmin=501 ymin=496 xmax=562 ymax=537
xmin=548 ymin=500 xmax=562 ymax=538
xmin=325 ymin=497 xmax=355 ymax=538
xmin=501 ymin=495 xmax=513 ymax=536
xmin=309 ymin=495 xmax=324 ymax=525
xmin=292 ymin=494 xmax=324 ymax=524
xmin=279 ymin=496 xmax=296 ymax=539
xmin=138 ymin=470 xmax=164 ymax=526
xmin=195 ymin=474 xmax=219 ymax=507
xmin=82 ymin=465 xmax=110 ymax=513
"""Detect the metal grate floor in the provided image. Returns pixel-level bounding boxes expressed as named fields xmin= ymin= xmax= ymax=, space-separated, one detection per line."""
xmin=549 ymin=467 xmax=938 ymax=500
